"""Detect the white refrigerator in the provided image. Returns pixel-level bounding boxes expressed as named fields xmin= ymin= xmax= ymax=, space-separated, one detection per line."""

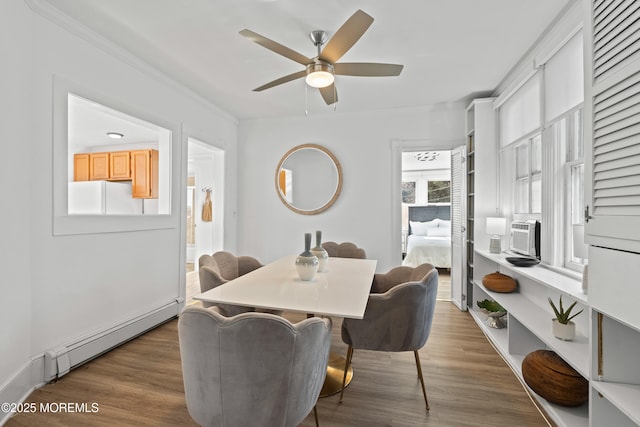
xmin=68 ymin=181 xmax=143 ymax=214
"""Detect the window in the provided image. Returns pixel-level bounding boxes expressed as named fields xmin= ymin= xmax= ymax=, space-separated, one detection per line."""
xmin=564 ymin=110 xmax=586 ymax=268
xmin=402 ymin=181 xmax=416 ymax=203
xmin=542 ymin=108 xmax=585 ymax=271
xmin=427 ymin=180 xmax=451 ymax=203
xmin=52 ymin=76 xmax=178 ymax=236
xmin=497 ymin=29 xmax=584 ymax=273
xmin=514 ymin=134 xmax=542 ymax=214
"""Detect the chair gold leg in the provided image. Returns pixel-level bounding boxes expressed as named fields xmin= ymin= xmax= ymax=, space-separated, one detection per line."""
xmin=313 ymin=405 xmax=319 ymax=427
xmin=339 ymin=345 xmax=354 ymax=404
xmin=414 ymin=351 xmax=430 ymax=411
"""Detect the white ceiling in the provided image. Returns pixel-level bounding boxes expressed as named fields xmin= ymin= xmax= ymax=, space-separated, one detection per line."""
xmin=68 ymin=94 xmax=163 ymax=150
xmin=43 ymin=0 xmax=572 ymax=121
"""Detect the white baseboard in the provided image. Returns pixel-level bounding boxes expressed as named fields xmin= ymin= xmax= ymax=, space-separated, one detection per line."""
xmin=0 ymin=359 xmax=41 ymax=426
xmin=0 ymin=300 xmax=180 ymax=426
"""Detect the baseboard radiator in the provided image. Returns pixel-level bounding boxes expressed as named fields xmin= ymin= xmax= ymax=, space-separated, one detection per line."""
xmin=44 ymin=299 xmax=181 ymax=382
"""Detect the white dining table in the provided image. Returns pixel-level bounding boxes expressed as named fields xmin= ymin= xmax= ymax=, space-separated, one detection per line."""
xmin=194 ymin=254 xmax=377 ymax=319
xmin=193 ymin=254 xmax=378 ymax=397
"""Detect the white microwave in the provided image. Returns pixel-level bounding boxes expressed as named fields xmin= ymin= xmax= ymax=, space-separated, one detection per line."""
xmin=509 ymin=220 xmax=541 ymax=259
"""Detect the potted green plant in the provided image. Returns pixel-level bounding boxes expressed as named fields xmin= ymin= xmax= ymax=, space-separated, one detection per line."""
xmin=477 ymin=299 xmax=507 ymax=329
xmin=548 ymin=296 xmax=583 ymax=341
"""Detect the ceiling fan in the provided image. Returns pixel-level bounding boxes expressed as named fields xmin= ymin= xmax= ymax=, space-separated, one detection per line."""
xmin=239 ymin=9 xmax=404 ymax=105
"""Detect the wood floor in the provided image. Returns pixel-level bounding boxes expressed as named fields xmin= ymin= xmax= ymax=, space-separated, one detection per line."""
xmin=6 ymin=300 xmax=551 ymax=427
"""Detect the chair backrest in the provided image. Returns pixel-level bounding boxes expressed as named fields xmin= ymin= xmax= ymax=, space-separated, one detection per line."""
xmin=342 ymin=267 xmax=439 ymax=352
xmin=321 ymin=241 xmax=367 ymax=259
xmin=198 ymin=251 xmax=263 ymax=314
xmin=371 ymin=263 xmax=435 ymax=294
xmin=198 ymin=251 xmax=263 ymax=291
xmin=179 ymin=307 xmax=331 ymax=427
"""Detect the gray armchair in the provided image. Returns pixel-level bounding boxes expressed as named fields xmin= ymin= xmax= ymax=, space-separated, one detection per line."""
xmin=198 ymin=251 xmax=263 ymax=316
xmin=178 ymin=307 xmax=332 ymax=427
xmin=339 ymin=264 xmax=438 ymax=410
xmin=321 ymin=241 xmax=367 ymax=259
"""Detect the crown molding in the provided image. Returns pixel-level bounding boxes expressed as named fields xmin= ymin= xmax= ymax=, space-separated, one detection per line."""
xmin=23 ymin=0 xmax=238 ymax=125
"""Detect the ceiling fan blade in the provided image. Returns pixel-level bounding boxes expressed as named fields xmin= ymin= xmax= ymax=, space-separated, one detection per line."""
xmin=319 ymin=84 xmax=338 ymax=105
xmin=319 ymin=10 xmax=374 ymax=64
xmin=239 ymin=29 xmax=311 ymax=66
xmin=253 ymin=70 xmax=307 ymax=92
xmin=334 ymin=62 xmax=404 ymax=77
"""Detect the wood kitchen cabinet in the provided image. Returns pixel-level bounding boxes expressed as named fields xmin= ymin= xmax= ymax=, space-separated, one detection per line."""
xmin=108 ymin=151 xmax=131 ymax=180
xmin=89 ymin=152 xmax=110 ymax=180
xmin=74 ymin=152 xmax=109 ymax=181
xmin=73 ymin=153 xmax=90 ymax=181
xmin=73 ymin=149 xmax=158 ymax=199
xmin=131 ymin=149 xmax=158 ymax=199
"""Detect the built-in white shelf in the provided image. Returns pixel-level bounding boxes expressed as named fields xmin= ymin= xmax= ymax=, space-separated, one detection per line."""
xmin=476 ymin=249 xmax=586 ymax=304
xmin=473 ymin=279 xmax=589 ymax=377
xmin=592 ymin=382 xmax=640 ymax=425
xmin=469 ymin=308 xmax=508 ymax=353
xmin=471 ymin=249 xmax=590 ymax=427
xmin=469 ymin=307 xmax=589 ymax=427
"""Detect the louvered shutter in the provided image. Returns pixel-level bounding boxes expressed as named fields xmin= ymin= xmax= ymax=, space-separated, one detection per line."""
xmin=593 ymin=0 xmax=640 ymax=83
xmin=588 ymin=0 xmax=640 ymax=250
xmin=450 ymin=146 xmax=466 ymax=310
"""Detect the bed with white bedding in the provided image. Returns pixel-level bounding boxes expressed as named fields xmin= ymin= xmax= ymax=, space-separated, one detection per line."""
xmin=402 ymin=205 xmax=451 ymax=268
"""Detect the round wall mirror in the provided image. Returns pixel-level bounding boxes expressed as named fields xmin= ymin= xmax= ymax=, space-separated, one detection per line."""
xmin=275 ymin=144 xmax=342 ymax=215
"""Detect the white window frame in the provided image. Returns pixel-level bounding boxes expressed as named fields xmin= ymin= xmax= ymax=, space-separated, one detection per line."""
xmin=561 ymin=108 xmax=586 ymax=271
xmin=513 ymin=133 xmax=542 ymax=216
xmin=540 ymin=105 xmax=585 ymax=273
xmin=402 ymin=171 xmax=451 ymax=205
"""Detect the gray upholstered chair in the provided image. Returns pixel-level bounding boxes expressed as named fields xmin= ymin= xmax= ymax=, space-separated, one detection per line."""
xmin=321 ymin=241 xmax=367 ymax=259
xmin=339 ymin=263 xmax=438 ymax=410
xmin=198 ymin=251 xmax=263 ymax=316
xmin=178 ymin=306 xmax=332 ymax=427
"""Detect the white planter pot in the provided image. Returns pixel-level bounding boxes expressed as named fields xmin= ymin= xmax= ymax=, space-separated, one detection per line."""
xmin=552 ymin=319 xmax=575 ymax=341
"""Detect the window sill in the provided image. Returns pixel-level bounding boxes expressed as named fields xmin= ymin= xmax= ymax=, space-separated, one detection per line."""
xmin=543 ymin=263 xmax=583 ymax=282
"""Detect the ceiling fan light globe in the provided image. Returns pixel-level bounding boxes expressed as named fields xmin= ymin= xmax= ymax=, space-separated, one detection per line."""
xmin=305 ymin=71 xmax=334 ymax=88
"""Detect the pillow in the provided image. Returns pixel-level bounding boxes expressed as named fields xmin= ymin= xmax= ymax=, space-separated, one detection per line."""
xmin=410 ymin=220 xmax=438 ymax=236
xmin=427 ymin=227 xmax=450 ymax=237
xmin=438 ymin=219 xmax=451 ymax=229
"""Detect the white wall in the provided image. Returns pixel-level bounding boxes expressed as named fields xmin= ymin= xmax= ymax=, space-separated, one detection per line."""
xmin=0 ymin=0 xmax=33 ymax=402
xmin=0 ymin=0 xmax=239 ymax=406
xmin=28 ymin=2 xmax=238 ymax=349
xmin=238 ymin=105 xmax=465 ymax=272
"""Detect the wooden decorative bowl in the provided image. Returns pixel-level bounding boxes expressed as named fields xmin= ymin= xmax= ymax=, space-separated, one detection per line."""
xmin=482 ymin=272 xmax=517 ymax=293
xmin=521 ymin=350 xmax=588 ymax=407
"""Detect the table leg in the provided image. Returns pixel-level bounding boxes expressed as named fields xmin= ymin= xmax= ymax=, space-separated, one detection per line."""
xmin=319 ymin=351 xmax=353 ymax=397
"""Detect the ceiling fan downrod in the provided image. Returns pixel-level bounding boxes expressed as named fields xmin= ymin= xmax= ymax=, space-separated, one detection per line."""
xmin=309 ymin=30 xmax=328 ymax=56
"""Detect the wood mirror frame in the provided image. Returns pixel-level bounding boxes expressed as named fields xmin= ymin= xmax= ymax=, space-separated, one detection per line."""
xmin=275 ymin=144 xmax=342 ymax=215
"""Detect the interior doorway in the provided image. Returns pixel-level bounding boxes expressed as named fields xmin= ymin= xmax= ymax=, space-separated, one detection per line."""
xmin=401 ymin=149 xmax=453 ymax=301
xmin=186 ymin=138 xmax=225 ymax=302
